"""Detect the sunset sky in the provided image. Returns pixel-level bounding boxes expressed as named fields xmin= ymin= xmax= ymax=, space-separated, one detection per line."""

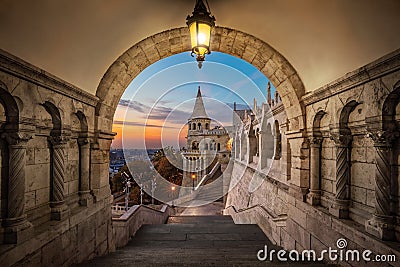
xmin=112 ymin=52 xmax=275 ymax=149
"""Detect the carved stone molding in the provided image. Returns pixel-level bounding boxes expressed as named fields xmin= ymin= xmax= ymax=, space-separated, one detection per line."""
xmin=48 ymin=135 xmax=70 ymax=147
xmin=78 ymin=137 xmax=90 ymax=146
xmin=329 ymin=131 xmax=352 ymax=147
xmin=1 ymin=132 xmax=32 ymax=147
xmin=309 ymin=136 xmax=323 ymax=147
xmin=367 ymin=130 xmax=399 ymax=147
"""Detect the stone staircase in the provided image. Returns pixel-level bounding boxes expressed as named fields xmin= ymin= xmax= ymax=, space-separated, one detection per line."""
xmin=192 ymin=163 xmax=232 ymax=204
xmin=78 ymin=214 xmax=333 ymax=266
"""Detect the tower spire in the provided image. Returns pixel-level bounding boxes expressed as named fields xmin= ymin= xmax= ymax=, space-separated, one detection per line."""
xmin=190 ymin=86 xmax=208 ymax=119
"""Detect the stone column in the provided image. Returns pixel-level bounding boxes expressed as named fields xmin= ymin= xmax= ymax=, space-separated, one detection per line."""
xmin=329 ymin=130 xmax=352 ymax=218
xmin=307 ymin=136 xmax=323 ymax=206
xmin=2 ymin=132 xmax=33 ymax=244
xmin=78 ymin=138 xmax=92 ymax=206
xmin=365 ymin=130 xmax=397 ymax=240
xmin=49 ymin=136 xmax=69 ymax=221
xmin=255 ymin=134 xmax=259 ymax=157
xmin=235 ymin=135 xmax=240 ymax=159
xmin=258 ymin=130 xmax=266 ymax=169
xmin=248 ymin=131 xmax=257 ymax=163
xmin=273 ymin=133 xmax=281 ymax=160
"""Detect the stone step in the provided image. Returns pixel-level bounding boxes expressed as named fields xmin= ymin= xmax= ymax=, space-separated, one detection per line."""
xmin=167 ymin=215 xmax=233 ymax=224
xmin=78 ymin=214 xmax=336 ymax=266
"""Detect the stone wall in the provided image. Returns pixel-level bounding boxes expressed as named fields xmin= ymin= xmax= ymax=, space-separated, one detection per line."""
xmin=226 ymin=49 xmax=400 ymax=266
xmin=0 ymin=49 xmax=115 ymax=266
xmin=113 ymin=205 xmax=173 ymax=248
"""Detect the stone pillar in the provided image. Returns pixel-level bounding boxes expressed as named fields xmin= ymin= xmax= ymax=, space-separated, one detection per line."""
xmin=365 ymin=130 xmax=397 ymax=240
xmin=273 ymin=133 xmax=281 ymax=160
xmin=258 ymin=130 xmax=267 ymax=169
xmin=255 ymin=133 xmax=259 ymax=157
xmin=307 ymin=136 xmax=323 ymax=206
xmin=329 ymin=130 xmax=352 ymax=218
xmin=235 ymin=135 xmax=240 ymax=159
xmin=78 ymin=138 xmax=92 ymax=206
xmin=49 ymin=136 xmax=69 ymax=221
xmin=2 ymin=132 xmax=33 ymax=244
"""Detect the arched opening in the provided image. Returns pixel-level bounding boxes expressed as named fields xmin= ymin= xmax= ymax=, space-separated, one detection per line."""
xmin=41 ymin=101 xmax=69 ymax=221
xmin=240 ymin=131 xmax=247 ymax=161
xmin=0 ymin=86 xmax=20 ymax=228
xmin=235 ymin=134 xmax=240 ymax=159
xmin=264 ymin=124 xmax=274 ymax=159
xmin=307 ymin=110 xmax=325 ymax=206
xmin=75 ymin=111 xmax=91 ymax=206
xmin=369 ymin=84 xmax=400 ymax=240
xmin=95 ymin=27 xmax=306 ymax=135
xmin=273 ymin=120 xmax=281 ymax=160
xmin=330 ymin=100 xmax=359 ymax=219
xmin=94 ymin=26 xmax=306 ymax=214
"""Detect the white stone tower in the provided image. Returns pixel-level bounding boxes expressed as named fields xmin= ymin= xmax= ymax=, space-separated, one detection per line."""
xmin=181 ymin=86 xmax=229 ymax=191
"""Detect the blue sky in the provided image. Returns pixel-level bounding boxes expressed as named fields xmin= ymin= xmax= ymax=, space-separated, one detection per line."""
xmin=112 ymin=52 xmax=275 ymax=149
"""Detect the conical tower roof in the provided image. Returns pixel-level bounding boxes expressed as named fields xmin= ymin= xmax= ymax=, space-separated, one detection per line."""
xmin=190 ymin=86 xmax=209 ymax=119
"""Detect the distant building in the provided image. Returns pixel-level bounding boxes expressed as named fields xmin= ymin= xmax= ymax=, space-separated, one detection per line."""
xmin=181 ymin=86 xmax=230 ymax=189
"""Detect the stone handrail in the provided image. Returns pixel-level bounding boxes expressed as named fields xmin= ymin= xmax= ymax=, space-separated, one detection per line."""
xmin=224 ymin=204 xmax=287 ymax=244
xmin=195 ymin=162 xmax=221 ymax=190
xmin=112 ymin=204 xmax=173 ymax=248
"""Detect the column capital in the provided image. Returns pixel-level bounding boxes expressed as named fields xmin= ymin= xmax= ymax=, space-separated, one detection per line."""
xmin=1 ymin=132 xmax=32 ymax=146
xmin=309 ymin=136 xmax=323 ymax=147
xmin=329 ymin=130 xmax=352 ymax=147
xmin=367 ymin=130 xmax=398 ymax=147
xmin=78 ymin=137 xmax=90 ymax=146
xmin=48 ymin=135 xmax=70 ymax=146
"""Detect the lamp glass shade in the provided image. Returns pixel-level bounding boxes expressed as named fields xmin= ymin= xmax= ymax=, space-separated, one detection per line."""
xmin=189 ymin=21 xmax=211 ymax=58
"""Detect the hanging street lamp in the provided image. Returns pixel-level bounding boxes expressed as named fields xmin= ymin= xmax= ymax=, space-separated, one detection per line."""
xmin=186 ymin=0 xmax=216 ymax=69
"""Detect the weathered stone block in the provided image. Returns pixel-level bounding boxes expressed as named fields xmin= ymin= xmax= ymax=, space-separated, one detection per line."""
xmin=26 ymin=148 xmax=35 ymax=165
xmin=25 ymin=191 xmax=36 ymax=209
xmin=67 ymin=180 xmax=79 ymax=195
xmin=351 ymin=185 xmax=367 ymax=205
xmin=288 ymin=204 xmax=307 ymax=228
xmin=96 ymin=222 xmax=108 ymax=246
xmin=35 ymin=187 xmax=49 ymax=206
xmin=26 ymin=163 xmax=50 ymax=191
xmin=41 ymin=236 xmax=64 ymax=267
xmin=280 ymin=228 xmax=295 ymax=250
xmin=366 ymin=189 xmax=375 ymax=207
xmin=286 ymin=219 xmax=310 ymax=249
xmin=351 ymin=162 xmax=375 ymax=189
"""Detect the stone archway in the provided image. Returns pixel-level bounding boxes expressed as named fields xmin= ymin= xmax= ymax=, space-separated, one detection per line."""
xmin=95 ymin=26 xmax=306 ymax=134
